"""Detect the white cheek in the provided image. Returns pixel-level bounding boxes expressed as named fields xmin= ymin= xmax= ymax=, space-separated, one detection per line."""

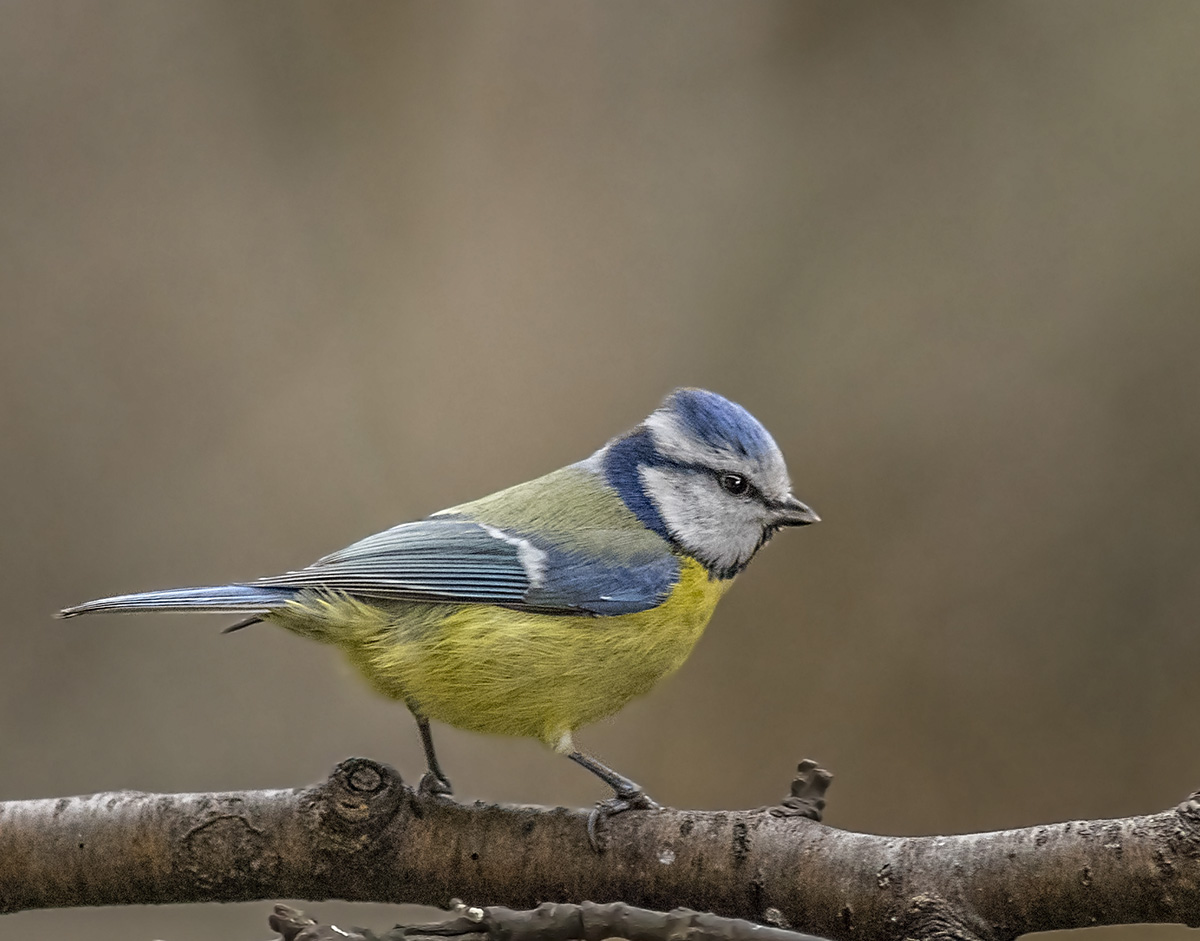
xmin=639 ymin=467 xmax=764 ymax=572
xmin=639 ymin=469 xmax=712 ymax=548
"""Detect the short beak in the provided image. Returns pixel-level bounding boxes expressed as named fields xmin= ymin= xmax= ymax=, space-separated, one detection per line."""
xmin=773 ymin=494 xmax=820 ymax=527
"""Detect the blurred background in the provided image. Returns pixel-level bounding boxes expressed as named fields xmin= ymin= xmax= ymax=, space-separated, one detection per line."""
xmin=2 ymin=2 xmax=1199 ymax=939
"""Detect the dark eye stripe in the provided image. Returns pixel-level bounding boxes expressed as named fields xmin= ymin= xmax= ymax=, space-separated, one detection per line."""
xmin=636 ymin=453 xmax=766 ymax=501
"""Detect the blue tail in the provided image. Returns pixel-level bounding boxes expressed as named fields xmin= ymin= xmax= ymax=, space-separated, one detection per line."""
xmin=58 ymin=584 xmax=296 ymax=619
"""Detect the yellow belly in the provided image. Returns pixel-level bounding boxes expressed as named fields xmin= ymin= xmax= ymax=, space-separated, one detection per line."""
xmin=269 ymin=557 xmax=732 ymax=745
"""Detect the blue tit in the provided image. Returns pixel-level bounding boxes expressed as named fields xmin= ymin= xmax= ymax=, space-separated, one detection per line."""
xmin=61 ymin=388 xmax=818 ymax=828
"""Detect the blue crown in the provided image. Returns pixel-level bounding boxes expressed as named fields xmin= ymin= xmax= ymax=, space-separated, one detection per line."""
xmin=663 ymin=388 xmax=774 ymax=460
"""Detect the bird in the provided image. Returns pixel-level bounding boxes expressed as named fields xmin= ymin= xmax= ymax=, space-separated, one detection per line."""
xmin=60 ymin=388 xmax=818 ymax=841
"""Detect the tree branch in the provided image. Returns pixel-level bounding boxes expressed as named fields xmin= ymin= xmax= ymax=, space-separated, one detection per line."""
xmin=267 ymin=899 xmax=831 ymax=941
xmin=2 ymin=757 xmax=1199 ymax=940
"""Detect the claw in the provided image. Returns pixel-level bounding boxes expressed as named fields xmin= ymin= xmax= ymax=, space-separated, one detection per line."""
xmin=417 ymin=770 xmax=454 ymax=798
xmin=586 ymin=787 xmax=660 ymax=852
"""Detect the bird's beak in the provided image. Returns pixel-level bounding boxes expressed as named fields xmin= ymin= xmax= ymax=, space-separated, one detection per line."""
xmin=773 ymin=494 xmax=820 ymax=527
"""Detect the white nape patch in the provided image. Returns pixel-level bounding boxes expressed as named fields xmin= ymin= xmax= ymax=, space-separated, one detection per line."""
xmin=575 ymin=450 xmax=605 ymax=473
xmin=480 ymin=524 xmax=548 ymax=587
xmin=639 ymin=465 xmax=769 ymax=575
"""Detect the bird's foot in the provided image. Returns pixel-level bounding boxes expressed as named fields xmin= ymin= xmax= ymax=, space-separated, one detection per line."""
xmin=586 ymin=786 xmax=660 ymax=852
xmin=417 ymin=770 xmax=454 ymax=799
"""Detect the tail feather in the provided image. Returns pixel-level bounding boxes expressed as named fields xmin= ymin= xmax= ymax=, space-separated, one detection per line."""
xmin=58 ymin=584 xmax=296 ymax=619
xmin=222 ymin=614 xmax=265 ymax=634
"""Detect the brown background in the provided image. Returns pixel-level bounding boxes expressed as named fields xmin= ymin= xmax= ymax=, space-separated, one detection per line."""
xmin=3 ymin=3 xmax=1200 ymax=939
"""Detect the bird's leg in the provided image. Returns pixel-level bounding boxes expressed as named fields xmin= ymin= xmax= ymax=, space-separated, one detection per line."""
xmin=558 ymin=735 xmax=659 ymax=850
xmin=414 ymin=714 xmax=453 ymax=797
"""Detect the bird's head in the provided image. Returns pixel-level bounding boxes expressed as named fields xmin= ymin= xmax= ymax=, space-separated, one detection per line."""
xmin=601 ymin=388 xmax=818 ymax=578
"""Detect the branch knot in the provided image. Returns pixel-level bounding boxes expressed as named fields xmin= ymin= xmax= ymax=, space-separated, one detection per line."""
xmin=312 ymin=758 xmax=407 ymax=852
xmin=898 ymin=893 xmax=986 ymax=941
xmin=769 ymin=760 xmax=832 ymax=821
xmin=1176 ymin=791 xmax=1200 ymax=842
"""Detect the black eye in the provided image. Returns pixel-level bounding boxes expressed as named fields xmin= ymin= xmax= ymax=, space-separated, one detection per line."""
xmin=719 ymin=472 xmax=749 ymax=495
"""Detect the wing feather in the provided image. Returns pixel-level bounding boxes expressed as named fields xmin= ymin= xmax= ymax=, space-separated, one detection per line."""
xmin=253 ymin=515 xmax=679 ymax=615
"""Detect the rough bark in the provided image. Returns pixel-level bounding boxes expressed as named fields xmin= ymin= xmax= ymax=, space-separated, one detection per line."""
xmin=267 ymin=900 xmax=830 ymax=941
xmin=1 ymin=757 xmax=1199 ymax=941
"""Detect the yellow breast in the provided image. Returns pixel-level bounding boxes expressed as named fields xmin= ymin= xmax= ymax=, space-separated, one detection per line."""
xmin=278 ymin=557 xmax=733 ymax=746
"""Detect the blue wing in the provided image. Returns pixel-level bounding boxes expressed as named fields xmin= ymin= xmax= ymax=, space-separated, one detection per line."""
xmin=253 ymin=514 xmax=680 ymax=616
xmin=60 ymin=465 xmax=682 ymax=620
